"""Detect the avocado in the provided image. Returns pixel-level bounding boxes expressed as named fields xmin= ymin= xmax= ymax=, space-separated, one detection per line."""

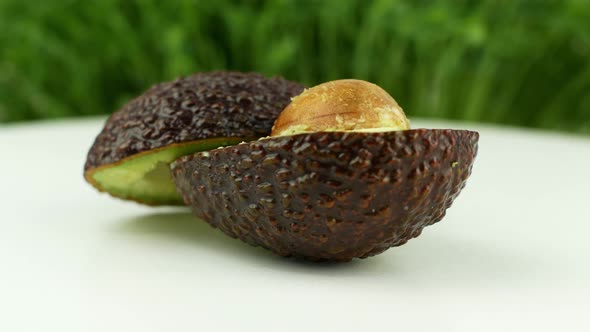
xmin=84 ymin=71 xmax=304 ymax=205
xmin=171 ymin=130 xmax=478 ymax=261
xmin=170 ymin=79 xmax=479 ymax=261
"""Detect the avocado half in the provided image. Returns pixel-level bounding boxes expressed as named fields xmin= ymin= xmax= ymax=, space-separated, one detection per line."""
xmin=171 ymin=129 xmax=479 ymax=261
xmin=84 ymin=71 xmax=304 ymax=205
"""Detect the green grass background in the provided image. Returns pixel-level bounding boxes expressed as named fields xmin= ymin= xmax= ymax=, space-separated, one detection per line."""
xmin=1 ymin=0 xmax=589 ymax=133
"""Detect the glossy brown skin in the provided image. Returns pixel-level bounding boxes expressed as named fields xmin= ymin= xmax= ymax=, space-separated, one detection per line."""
xmin=85 ymin=71 xmax=304 ymax=172
xmin=172 ymin=129 xmax=479 ymax=261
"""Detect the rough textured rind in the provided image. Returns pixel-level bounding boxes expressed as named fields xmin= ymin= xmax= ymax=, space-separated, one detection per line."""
xmin=171 ymin=129 xmax=479 ymax=261
xmin=84 ymin=71 xmax=304 ymax=172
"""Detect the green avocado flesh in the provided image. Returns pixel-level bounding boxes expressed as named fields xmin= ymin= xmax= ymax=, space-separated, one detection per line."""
xmin=90 ymin=138 xmax=246 ymax=205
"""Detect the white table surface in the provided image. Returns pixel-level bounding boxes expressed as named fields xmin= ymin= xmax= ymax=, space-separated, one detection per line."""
xmin=1 ymin=118 xmax=589 ymax=332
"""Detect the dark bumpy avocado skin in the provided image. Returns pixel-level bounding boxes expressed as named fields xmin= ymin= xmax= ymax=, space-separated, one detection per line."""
xmin=171 ymin=129 xmax=479 ymax=261
xmin=84 ymin=72 xmax=304 ymax=172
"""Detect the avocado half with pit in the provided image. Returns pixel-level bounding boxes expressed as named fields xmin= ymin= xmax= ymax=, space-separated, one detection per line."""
xmin=171 ymin=80 xmax=479 ymax=261
xmin=84 ymin=71 xmax=304 ymax=205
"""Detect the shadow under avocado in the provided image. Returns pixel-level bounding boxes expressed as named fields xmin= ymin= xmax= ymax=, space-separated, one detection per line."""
xmin=115 ymin=211 xmax=369 ymax=272
xmin=114 ymin=211 xmax=542 ymax=282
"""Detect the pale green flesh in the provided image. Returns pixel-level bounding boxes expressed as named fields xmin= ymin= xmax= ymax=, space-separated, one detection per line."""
xmin=91 ymin=138 xmax=245 ymax=205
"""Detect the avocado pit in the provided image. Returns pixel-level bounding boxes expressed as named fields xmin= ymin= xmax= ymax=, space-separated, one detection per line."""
xmin=271 ymin=79 xmax=410 ymax=136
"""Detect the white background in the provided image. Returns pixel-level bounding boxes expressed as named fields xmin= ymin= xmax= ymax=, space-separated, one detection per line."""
xmin=1 ymin=118 xmax=589 ymax=332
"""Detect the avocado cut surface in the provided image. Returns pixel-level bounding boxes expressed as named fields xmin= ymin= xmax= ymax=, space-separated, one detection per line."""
xmin=87 ymin=137 xmax=247 ymax=205
xmin=84 ymin=71 xmax=304 ymax=205
xmin=171 ymin=129 xmax=479 ymax=261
